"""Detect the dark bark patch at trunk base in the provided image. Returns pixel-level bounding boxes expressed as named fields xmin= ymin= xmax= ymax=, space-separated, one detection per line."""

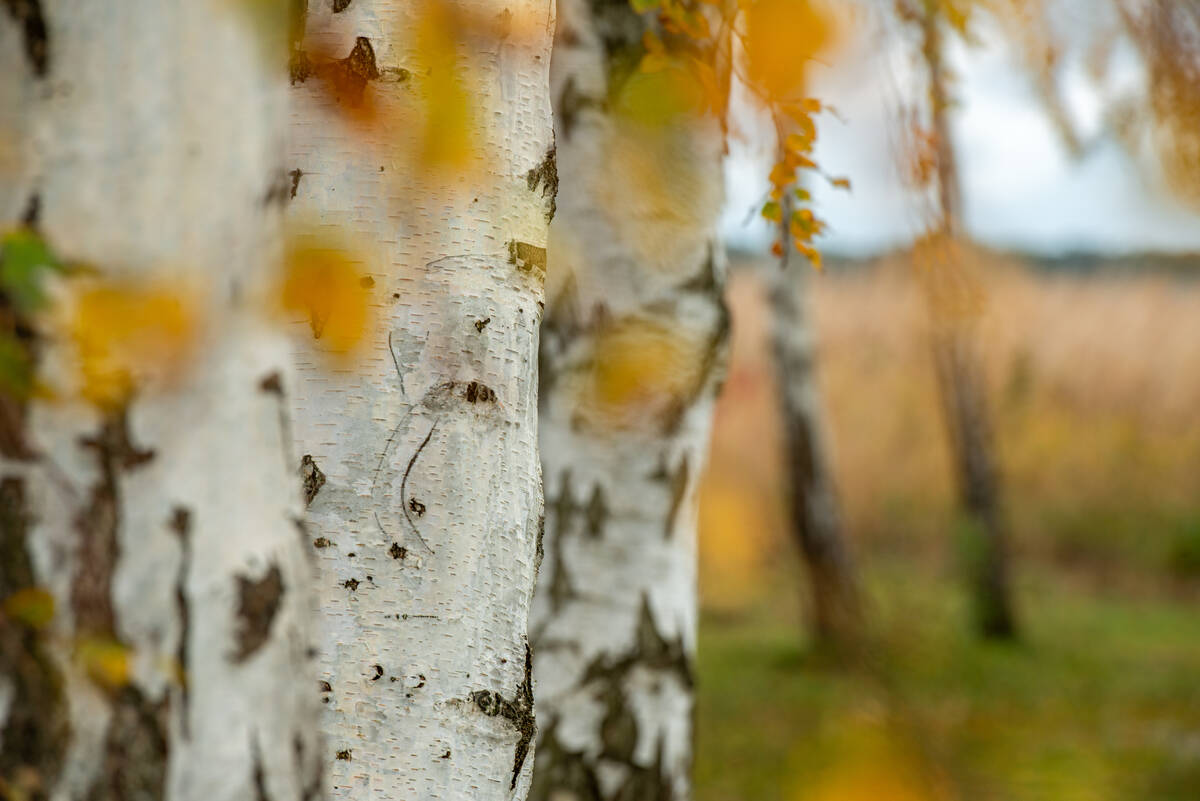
xmin=231 ymin=564 xmax=284 ymax=663
xmin=0 ymin=478 xmax=69 ymax=801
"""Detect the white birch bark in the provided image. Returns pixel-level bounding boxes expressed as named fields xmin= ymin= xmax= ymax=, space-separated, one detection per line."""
xmin=528 ymin=0 xmax=727 ymax=797
xmin=286 ymin=1 xmax=554 ymax=799
xmin=2 ymin=2 xmax=322 ymax=801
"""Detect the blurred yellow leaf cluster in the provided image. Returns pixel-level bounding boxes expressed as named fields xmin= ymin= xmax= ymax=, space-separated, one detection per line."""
xmin=579 ymin=318 xmax=703 ymax=429
xmin=67 ymin=282 xmax=200 ymax=409
xmin=411 ymin=0 xmax=476 ymax=172
xmin=75 ymin=636 xmax=131 ymax=690
xmin=277 ymin=236 xmax=375 ymax=356
xmin=2 ymin=588 xmax=55 ymax=629
xmin=741 ymin=0 xmax=837 ymax=104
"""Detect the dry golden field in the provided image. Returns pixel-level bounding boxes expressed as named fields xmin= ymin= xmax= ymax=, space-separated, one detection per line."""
xmin=699 ymin=255 xmax=1200 ymax=610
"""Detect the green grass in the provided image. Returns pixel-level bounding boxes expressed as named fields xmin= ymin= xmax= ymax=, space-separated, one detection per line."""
xmin=694 ymin=562 xmax=1200 ymax=801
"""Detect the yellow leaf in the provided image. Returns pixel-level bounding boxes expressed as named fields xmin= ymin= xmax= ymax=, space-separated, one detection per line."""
xmin=277 ymin=236 xmax=374 ymax=357
xmin=3 ymin=588 xmax=55 ymax=629
xmin=76 ymin=636 xmax=131 ymax=690
xmin=67 ymin=282 xmax=200 ymax=409
xmin=743 ymin=0 xmax=837 ymax=102
xmin=578 ymin=318 xmax=704 ymax=430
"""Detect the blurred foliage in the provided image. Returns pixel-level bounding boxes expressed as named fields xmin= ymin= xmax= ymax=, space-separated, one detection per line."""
xmin=75 ymin=636 xmax=131 ymax=691
xmin=2 ymin=588 xmax=55 ymax=630
xmin=697 ymin=259 xmax=1200 ymax=799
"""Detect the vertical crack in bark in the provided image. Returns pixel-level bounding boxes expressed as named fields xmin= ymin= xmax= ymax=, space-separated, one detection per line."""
xmin=0 ymin=478 xmax=68 ymax=801
xmin=468 ymin=642 xmax=536 ymax=789
xmin=169 ymin=506 xmax=192 ymax=738
xmin=3 ymin=0 xmax=49 ymax=77
xmin=251 ymin=734 xmax=273 ymax=801
xmin=398 ymin=422 xmax=437 ymax=554
xmin=231 ymin=564 xmax=284 ymax=663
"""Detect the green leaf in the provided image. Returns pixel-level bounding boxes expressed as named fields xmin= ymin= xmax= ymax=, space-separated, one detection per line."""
xmin=0 ymin=228 xmax=64 ymax=312
xmin=761 ymin=200 xmax=782 ymax=223
xmin=0 ymin=334 xmax=34 ymax=400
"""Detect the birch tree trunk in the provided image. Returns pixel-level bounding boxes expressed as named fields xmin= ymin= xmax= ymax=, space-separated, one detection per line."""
xmin=528 ymin=0 xmax=727 ymax=797
xmin=2 ymin=3 xmax=322 ymax=800
xmin=766 ymin=237 xmax=860 ymax=653
xmin=286 ymin=1 xmax=554 ymax=799
xmin=918 ymin=5 xmax=1017 ymax=640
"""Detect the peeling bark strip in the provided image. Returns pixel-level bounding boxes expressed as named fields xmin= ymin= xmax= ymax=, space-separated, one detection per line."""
xmin=0 ymin=479 xmax=68 ymax=801
xmin=508 ymin=240 xmax=547 ymax=274
xmin=232 ymin=565 xmax=284 ymax=663
xmin=2 ymin=0 xmax=49 ymax=77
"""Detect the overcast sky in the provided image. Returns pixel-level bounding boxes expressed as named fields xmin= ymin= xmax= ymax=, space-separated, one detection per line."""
xmin=720 ymin=7 xmax=1200 ymax=257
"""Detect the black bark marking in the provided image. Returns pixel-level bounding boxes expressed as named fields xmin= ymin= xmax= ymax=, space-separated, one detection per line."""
xmin=555 ymin=76 xmax=603 ymax=140
xmin=0 ymin=478 xmax=68 ymax=800
xmin=678 ymin=243 xmax=718 ymax=293
xmin=313 ymin=536 xmax=332 ymax=549
xmin=74 ymin=411 xmax=154 ymax=639
xmin=529 ymin=720 xmax=604 ymax=801
xmin=329 ymin=36 xmax=379 ymax=103
xmin=468 ymin=641 xmax=535 ymax=789
xmin=85 ymin=687 xmax=169 ymax=801
xmin=408 ymin=496 xmax=426 ymax=517
xmin=525 ymin=146 xmax=558 ymax=222
xmin=464 ymin=381 xmax=496 ymax=404
xmin=295 ymin=732 xmax=323 ymax=801
xmin=343 ymin=578 xmax=359 ymax=591
xmin=332 ymin=0 xmax=352 ymax=11
xmin=232 ymin=564 xmax=284 ymax=663
xmin=388 ymin=542 xmax=407 ymax=560
xmin=170 ymin=506 xmax=192 ymax=738
xmin=259 ymin=371 xmax=284 ymax=395
xmin=300 ymin=454 xmax=325 ymax=507
xmin=263 ymin=171 xmax=293 ymax=206
xmin=370 ymin=664 xmax=383 ymax=681
xmin=387 ymin=329 xmax=406 ymax=396
xmin=3 ymin=0 xmax=48 ymax=77
xmin=584 ymin=483 xmax=608 ymax=539
xmin=474 ymin=317 xmax=491 ymax=332
xmin=335 ymin=749 xmax=352 ymax=761
xmin=289 ymin=168 xmax=304 ymax=199
xmin=507 ymin=240 xmax=547 ymax=275
xmin=399 ymin=422 xmax=437 ymax=554
xmin=20 ymin=192 xmax=40 ymax=226
xmin=319 ymin=680 xmax=332 ymax=693
xmin=252 ymin=735 xmax=272 ymax=801
xmin=664 ymin=456 xmax=689 ymax=540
